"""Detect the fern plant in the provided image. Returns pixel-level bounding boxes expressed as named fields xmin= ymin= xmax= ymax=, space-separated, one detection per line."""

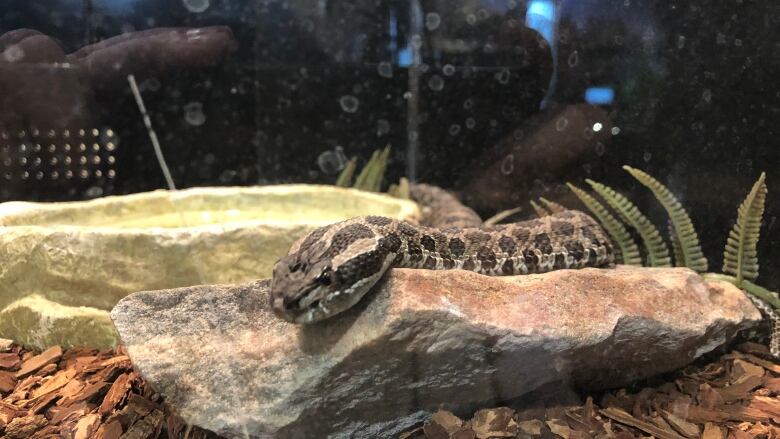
xmin=668 ymin=220 xmax=684 ymax=268
xmin=568 ymin=167 xmax=777 ymax=316
xmin=483 ymin=207 xmax=523 ymax=226
xmin=335 ymin=157 xmax=357 ymax=187
xmin=530 ymin=200 xmax=550 ymax=218
xmin=539 ymin=197 xmax=567 ymax=214
xmin=567 ymin=183 xmax=642 ymax=266
xmin=623 ymin=166 xmax=708 ymax=273
xmin=387 ymin=177 xmax=411 ymax=200
xmin=586 ymin=179 xmax=671 ymax=267
xmin=722 ymin=172 xmax=767 ymax=285
xmin=334 ymin=146 xmax=391 ymax=192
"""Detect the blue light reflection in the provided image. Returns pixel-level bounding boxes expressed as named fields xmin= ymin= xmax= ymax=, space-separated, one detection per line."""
xmin=585 ymin=87 xmax=615 ymax=105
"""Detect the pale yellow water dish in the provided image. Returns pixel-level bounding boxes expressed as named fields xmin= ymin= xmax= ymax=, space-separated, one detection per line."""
xmin=0 ymin=185 xmax=420 ymax=349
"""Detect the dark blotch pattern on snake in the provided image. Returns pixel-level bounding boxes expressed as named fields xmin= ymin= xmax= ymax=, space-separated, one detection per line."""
xmin=270 ymin=183 xmax=614 ymax=323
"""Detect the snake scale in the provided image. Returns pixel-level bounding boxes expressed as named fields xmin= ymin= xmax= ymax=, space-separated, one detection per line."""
xmin=270 ymin=183 xmax=614 ymax=323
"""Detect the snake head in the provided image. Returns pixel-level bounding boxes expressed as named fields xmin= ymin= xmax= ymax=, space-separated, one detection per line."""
xmin=270 ymin=248 xmax=392 ymax=324
xmin=270 ymin=254 xmax=341 ymax=323
xmin=270 ymin=220 xmax=399 ymax=323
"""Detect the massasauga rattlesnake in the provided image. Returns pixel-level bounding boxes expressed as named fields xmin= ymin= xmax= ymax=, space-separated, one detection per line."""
xmin=270 ymin=183 xmax=613 ymax=323
xmin=269 ymin=183 xmax=779 ymax=358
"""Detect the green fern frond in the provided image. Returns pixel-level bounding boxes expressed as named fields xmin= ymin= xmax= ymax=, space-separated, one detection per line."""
xmin=586 ymin=179 xmax=671 ymax=267
xmin=530 ymin=200 xmax=550 ymax=218
xmin=373 ymin=145 xmax=391 ymax=191
xmin=567 ymin=183 xmax=642 ymax=266
xmin=353 ymin=146 xmax=391 ymax=192
xmin=624 ymin=166 xmax=708 ymax=272
xmin=335 ymin=156 xmax=357 ymax=187
xmin=723 ymin=172 xmax=767 ymax=284
xmin=539 ymin=197 xmax=567 ymax=214
xmin=388 ymin=177 xmax=411 ymax=199
xmin=352 ymin=150 xmax=378 ymax=190
xmin=484 ymin=206 xmax=523 ymax=226
xmin=668 ymin=219 xmax=684 ymax=267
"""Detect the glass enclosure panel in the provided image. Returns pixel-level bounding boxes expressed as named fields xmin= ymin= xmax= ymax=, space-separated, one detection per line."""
xmin=0 ymin=1 xmax=778 ymax=438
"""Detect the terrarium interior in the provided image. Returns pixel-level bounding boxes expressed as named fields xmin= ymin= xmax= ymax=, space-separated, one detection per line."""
xmin=0 ymin=0 xmax=778 ymax=438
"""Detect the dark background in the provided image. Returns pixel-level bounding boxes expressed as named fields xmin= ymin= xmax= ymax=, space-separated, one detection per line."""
xmin=0 ymin=0 xmax=778 ymax=287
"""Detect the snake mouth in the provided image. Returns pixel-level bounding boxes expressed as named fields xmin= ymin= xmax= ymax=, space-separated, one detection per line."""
xmin=271 ymin=282 xmax=332 ymax=323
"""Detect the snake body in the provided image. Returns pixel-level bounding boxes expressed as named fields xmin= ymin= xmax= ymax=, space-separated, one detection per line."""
xmin=270 ymin=184 xmax=614 ymax=323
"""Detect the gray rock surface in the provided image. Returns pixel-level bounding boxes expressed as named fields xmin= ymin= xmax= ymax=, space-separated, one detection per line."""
xmin=110 ymin=266 xmax=761 ymax=438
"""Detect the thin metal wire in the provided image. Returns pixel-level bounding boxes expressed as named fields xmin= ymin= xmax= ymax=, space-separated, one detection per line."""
xmin=127 ymin=74 xmax=177 ymax=191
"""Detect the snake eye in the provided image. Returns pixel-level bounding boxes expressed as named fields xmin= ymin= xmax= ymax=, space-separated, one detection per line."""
xmin=316 ymin=268 xmax=332 ymax=285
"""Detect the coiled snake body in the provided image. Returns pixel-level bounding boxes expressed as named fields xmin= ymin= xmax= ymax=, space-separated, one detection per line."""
xmin=270 ymin=184 xmax=614 ymax=323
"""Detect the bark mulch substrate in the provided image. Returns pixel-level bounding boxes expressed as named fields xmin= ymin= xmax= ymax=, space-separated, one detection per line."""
xmin=403 ymin=342 xmax=780 ymax=439
xmin=1 ymin=340 xmax=779 ymax=439
xmin=0 ymin=340 xmax=219 ymax=439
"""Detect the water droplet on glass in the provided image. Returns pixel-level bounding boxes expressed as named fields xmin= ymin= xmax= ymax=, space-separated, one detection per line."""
xmin=555 ymin=117 xmax=568 ymax=131
xmin=567 ymin=51 xmax=579 ymax=68
xmin=403 ymin=91 xmax=413 ymax=99
xmin=85 ymin=186 xmax=104 ymax=198
xmin=495 ymin=69 xmax=510 ymax=84
xmin=448 ymin=124 xmax=461 ymax=136
xmin=677 ymin=35 xmax=686 ymax=49
xmin=611 ymin=126 xmax=621 ymax=135
xmin=2 ymin=44 xmax=24 ymax=62
xmin=643 ymin=151 xmax=652 ymax=162
xmin=411 ymin=34 xmax=422 ymax=49
xmin=466 ymin=14 xmax=477 ymax=25
xmin=339 ymin=95 xmax=359 ymax=113
xmin=317 ymin=150 xmax=344 ymax=175
xmin=442 ymin=64 xmax=456 ymax=76
xmin=428 ymin=75 xmax=444 ymax=91
xmin=465 ymin=118 xmax=476 ymax=129
xmin=702 ymin=89 xmax=712 ymax=103
xmin=734 ymin=38 xmax=742 ymax=47
xmin=219 ymin=169 xmax=238 ymax=183
xmin=500 ymin=154 xmax=514 ymax=175
xmin=583 ymin=127 xmax=594 ymax=139
xmin=184 ymin=102 xmax=206 ymax=126
xmin=463 ymin=98 xmax=474 ymax=110
xmin=182 ymin=0 xmax=210 ymax=13
xmin=377 ymin=119 xmax=390 ymax=136
xmin=425 ymin=13 xmax=441 ymax=31
xmin=593 ymin=122 xmax=603 ymax=132
xmin=377 ymin=62 xmax=393 ymax=78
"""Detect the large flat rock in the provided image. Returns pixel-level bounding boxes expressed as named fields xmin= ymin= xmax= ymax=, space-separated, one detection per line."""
xmin=110 ymin=266 xmax=761 ymax=438
xmin=0 ymin=185 xmax=419 ymax=348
